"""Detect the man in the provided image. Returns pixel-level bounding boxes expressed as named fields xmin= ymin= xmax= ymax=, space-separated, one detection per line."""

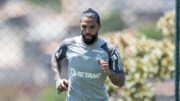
xmin=51 ymin=8 xmax=125 ymax=101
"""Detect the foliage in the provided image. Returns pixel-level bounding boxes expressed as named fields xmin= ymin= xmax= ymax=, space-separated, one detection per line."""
xmin=101 ymin=31 xmax=174 ymax=101
xmin=137 ymin=24 xmax=163 ymax=40
xmin=100 ymin=10 xmax=126 ymax=34
xmin=157 ymin=11 xmax=175 ymax=38
xmin=101 ymin=10 xmax=175 ymax=101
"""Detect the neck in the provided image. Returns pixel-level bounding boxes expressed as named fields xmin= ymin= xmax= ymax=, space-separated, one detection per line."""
xmin=82 ymin=37 xmax=98 ymax=47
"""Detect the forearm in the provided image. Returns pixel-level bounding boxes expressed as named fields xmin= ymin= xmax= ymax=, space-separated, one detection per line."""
xmin=107 ymin=70 xmax=125 ymax=87
xmin=51 ymin=56 xmax=61 ymax=81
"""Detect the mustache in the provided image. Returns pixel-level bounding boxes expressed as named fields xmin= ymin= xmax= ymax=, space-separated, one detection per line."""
xmin=81 ymin=32 xmax=98 ymax=45
xmin=84 ymin=33 xmax=93 ymax=36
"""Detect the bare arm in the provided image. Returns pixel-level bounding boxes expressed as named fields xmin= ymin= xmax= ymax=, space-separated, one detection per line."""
xmin=51 ymin=55 xmax=61 ymax=81
xmin=51 ymin=42 xmax=69 ymax=92
xmin=98 ymin=60 xmax=125 ymax=87
xmin=98 ymin=47 xmax=125 ymax=87
xmin=107 ymin=70 xmax=125 ymax=87
xmin=51 ymin=54 xmax=68 ymax=91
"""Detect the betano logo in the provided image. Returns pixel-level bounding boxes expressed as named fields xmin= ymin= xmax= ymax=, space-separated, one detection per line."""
xmin=71 ymin=68 xmax=101 ymax=79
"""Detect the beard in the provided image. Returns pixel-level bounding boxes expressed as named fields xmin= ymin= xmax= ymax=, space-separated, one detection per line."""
xmin=81 ymin=32 xmax=98 ymax=45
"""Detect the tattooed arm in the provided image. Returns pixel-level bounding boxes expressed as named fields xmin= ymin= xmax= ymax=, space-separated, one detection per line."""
xmin=51 ymin=40 xmax=69 ymax=92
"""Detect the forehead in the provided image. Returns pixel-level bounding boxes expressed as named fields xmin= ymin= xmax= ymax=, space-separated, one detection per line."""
xmin=81 ymin=16 xmax=97 ymax=25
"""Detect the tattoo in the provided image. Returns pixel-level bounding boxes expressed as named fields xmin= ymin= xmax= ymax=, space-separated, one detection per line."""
xmin=51 ymin=56 xmax=61 ymax=81
xmin=107 ymin=70 xmax=125 ymax=87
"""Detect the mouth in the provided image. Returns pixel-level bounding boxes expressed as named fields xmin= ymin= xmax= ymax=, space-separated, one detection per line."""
xmin=85 ymin=35 xmax=92 ymax=40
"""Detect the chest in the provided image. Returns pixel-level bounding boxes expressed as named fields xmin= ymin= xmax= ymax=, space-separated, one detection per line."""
xmin=66 ymin=44 xmax=109 ymax=73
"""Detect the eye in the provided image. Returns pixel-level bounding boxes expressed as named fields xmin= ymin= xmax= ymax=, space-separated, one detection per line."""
xmin=90 ymin=26 xmax=95 ymax=29
xmin=82 ymin=25 xmax=87 ymax=29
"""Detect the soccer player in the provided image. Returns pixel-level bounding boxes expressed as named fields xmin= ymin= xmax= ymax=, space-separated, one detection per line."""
xmin=51 ymin=8 xmax=125 ymax=101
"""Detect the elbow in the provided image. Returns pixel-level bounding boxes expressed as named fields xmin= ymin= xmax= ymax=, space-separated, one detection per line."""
xmin=117 ymin=75 xmax=125 ymax=87
xmin=117 ymin=79 xmax=125 ymax=88
xmin=119 ymin=79 xmax=125 ymax=87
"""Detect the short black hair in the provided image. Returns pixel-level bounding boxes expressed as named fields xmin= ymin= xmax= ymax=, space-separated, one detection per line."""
xmin=81 ymin=8 xmax=101 ymax=24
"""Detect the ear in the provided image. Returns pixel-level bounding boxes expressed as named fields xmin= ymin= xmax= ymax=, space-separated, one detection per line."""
xmin=98 ymin=24 xmax=101 ymax=30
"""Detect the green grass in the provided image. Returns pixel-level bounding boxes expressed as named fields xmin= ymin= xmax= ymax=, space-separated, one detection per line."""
xmin=37 ymin=84 xmax=67 ymax=101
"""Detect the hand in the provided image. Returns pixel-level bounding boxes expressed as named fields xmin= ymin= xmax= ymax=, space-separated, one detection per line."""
xmin=56 ymin=79 xmax=69 ymax=92
xmin=97 ymin=59 xmax=110 ymax=75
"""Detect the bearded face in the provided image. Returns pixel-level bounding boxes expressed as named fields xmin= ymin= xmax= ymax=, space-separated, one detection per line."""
xmin=81 ymin=32 xmax=98 ymax=45
xmin=80 ymin=16 xmax=101 ymax=45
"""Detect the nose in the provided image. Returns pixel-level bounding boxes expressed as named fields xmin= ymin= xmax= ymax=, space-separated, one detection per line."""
xmin=85 ymin=28 xmax=90 ymax=33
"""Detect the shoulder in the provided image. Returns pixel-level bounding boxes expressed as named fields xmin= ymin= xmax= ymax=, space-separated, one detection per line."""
xmin=99 ymin=38 xmax=116 ymax=54
xmin=60 ymin=37 xmax=77 ymax=46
